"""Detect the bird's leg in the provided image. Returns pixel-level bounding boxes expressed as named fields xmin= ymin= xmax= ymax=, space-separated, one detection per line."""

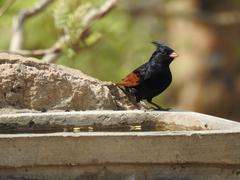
xmin=147 ymin=101 xmax=163 ymax=110
xmin=147 ymin=100 xmax=170 ymax=111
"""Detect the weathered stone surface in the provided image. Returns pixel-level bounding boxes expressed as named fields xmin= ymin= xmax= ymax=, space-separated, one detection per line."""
xmin=1 ymin=164 xmax=240 ymax=180
xmin=0 ymin=53 xmax=135 ymax=111
xmin=0 ymin=111 xmax=240 ymax=168
xmin=0 ymin=111 xmax=240 ymax=180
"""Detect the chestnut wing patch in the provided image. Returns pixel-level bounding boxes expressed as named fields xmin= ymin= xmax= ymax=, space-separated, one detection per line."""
xmin=116 ymin=72 xmax=140 ymax=87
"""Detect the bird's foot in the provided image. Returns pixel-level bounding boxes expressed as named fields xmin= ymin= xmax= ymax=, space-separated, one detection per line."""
xmin=150 ymin=106 xmax=171 ymax=111
xmin=140 ymin=105 xmax=171 ymax=111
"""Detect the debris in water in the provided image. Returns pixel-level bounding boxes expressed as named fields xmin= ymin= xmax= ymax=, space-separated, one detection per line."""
xmin=88 ymin=127 xmax=94 ymax=131
xmin=73 ymin=127 xmax=81 ymax=133
xmin=130 ymin=125 xmax=142 ymax=131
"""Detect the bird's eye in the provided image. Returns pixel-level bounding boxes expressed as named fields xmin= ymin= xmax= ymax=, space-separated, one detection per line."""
xmin=160 ymin=51 xmax=166 ymax=55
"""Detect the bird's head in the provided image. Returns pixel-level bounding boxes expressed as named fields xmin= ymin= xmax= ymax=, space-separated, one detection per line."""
xmin=152 ymin=41 xmax=179 ymax=63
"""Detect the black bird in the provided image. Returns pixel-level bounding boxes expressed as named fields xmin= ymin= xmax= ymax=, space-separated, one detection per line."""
xmin=116 ymin=41 xmax=178 ymax=109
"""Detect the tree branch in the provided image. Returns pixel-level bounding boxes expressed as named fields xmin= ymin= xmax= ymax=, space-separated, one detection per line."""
xmin=7 ymin=0 xmax=118 ymax=63
xmin=9 ymin=0 xmax=53 ymax=51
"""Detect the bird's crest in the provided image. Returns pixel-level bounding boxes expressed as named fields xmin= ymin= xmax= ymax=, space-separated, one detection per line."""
xmin=151 ymin=41 xmax=165 ymax=48
xmin=151 ymin=41 xmax=175 ymax=53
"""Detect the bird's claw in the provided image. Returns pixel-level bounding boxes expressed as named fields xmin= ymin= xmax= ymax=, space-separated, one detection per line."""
xmin=154 ymin=107 xmax=171 ymax=111
xmin=147 ymin=106 xmax=171 ymax=111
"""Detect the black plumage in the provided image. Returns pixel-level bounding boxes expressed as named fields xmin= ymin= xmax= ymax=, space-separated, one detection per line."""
xmin=116 ymin=41 xmax=178 ymax=109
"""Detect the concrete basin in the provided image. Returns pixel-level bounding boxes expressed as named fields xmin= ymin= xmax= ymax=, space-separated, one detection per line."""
xmin=0 ymin=110 xmax=240 ymax=180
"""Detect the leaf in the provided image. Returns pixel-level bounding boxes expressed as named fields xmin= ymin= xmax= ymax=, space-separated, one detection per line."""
xmin=85 ymin=32 xmax=102 ymax=46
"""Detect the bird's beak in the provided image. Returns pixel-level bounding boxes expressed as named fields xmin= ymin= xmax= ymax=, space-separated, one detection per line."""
xmin=169 ymin=52 xmax=179 ymax=58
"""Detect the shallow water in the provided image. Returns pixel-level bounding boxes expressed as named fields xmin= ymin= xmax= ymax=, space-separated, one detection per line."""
xmin=0 ymin=122 xmax=207 ymax=134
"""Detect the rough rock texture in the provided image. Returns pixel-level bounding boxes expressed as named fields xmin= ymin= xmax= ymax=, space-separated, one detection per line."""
xmin=0 ymin=53 xmax=136 ymax=111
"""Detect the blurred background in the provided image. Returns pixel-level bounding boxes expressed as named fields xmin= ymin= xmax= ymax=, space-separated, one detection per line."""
xmin=0 ymin=0 xmax=239 ymax=121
